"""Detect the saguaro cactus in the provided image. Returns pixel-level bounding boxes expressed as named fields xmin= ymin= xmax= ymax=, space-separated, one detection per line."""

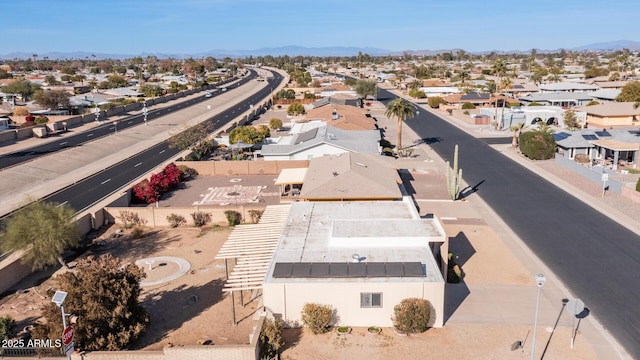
xmin=446 ymin=144 xmax=463 ymax=200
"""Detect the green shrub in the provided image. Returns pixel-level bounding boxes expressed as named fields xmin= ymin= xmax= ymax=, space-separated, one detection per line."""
xmin=636 ymin=178 xmax=640 ymax=192
xmin=528 ymin=102 xmax=543 ymax=106
xmin=191 ymin=211 xmax=211 ymax=227
xmin=509 ymin=101 xmax=521 ymax=107
xmin=586 ymin=100 xmax=600 ymax=106
xmin=519 ymin=131 xmax=557 ymax=160
xmin=248 ymin=210 xmax=264 ymax=224
xmin=34 ymin=116 xmax=49 ymax=124
xmin=392 ymin=298 xmax=432 ymax=334
xmin=427 ymin=96 xmax=444 ymax=109
xmin=461 ymin=102 xmax=476 ymax=110
xmin=259 ymin=318 xmax=284 ymax=359
xmin=224 ymin=210 xmax=242 ymax=226
xmin=287 ymin=102 xmax=305 ymax=116
xmin=382 ymin=147 xmax=394 ymax=156
xmin=463 ymin=110 xmax=470 ymax=115
xmin=166 ymin=214 xmax=186 ymax=228
xmin=301 ymin=303 xmax=334 ymax=334
xmin=0 ymin=315 xmax=16 ymax=341
xmin=408 ymin=88 xmax=425 ymax=99
xmin=177 ymin=165 xmax=198 ymax=179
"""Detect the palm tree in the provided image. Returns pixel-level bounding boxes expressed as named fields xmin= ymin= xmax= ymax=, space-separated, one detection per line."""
xmin=385 ymin=98 xmax=417 ymax=153
xmin=509 ymin=123 xmax=525 ymax=147
xmin=491 ymin=59 xmax=507 ymax=129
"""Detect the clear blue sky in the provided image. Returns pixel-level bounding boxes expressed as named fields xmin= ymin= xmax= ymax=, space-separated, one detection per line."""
xmin=4 ymin=0 xmax=639 ymax=55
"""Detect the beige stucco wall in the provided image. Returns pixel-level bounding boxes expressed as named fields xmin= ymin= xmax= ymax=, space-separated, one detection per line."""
xmin=176 ymin=160 xmax=309 ymax=176
xmin=263 ymin=280 xmax=445 ymax=329
xmin=105 ymin=206 xmax=266 ymax=228
xmin=586 ymin=114 xmax=634 ymax=127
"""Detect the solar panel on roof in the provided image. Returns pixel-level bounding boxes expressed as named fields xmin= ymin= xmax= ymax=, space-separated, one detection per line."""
xmin=582 ymin=134 xmax=598 ymax=140
xmin=291 ymin=263 xmax=312 ymax=277
xmin=310 ymin=263 xmax=330 ymax=278
xmin=349 ymin=263 xmax=367 ymax=277
xmin=385 ymin=263 xmax=404 ymax=277
xmin=330 ymin=263 xmax=349 ymax=277
xmin=273 ymin=263 xmax=293 ymax=278
xmin=273 ymin=262 xmax=425 ymax=278
xmin=553 ymin=132 xmax=570 ymax=141
xmin=595 ymin=130 xmax=611 ymax=137
xmin=366 ymin=263 xmax=386 ymax=277
xmin=404 ymin=263 xmax=425 ymax=277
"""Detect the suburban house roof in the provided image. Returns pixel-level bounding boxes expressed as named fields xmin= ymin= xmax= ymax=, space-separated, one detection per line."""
xmin=103 ymin=87 xmax=142 ymax=97
xmin=554 ymin=129 xmax=640 ymax=150
xmin=539 ymin=82 xmax=600 ymax=92
xmin=299 ymin=153 xmax=402 ymax=200
xmin=305 ymin=104 xmax=376 ymax=131
xmin=260 ymin=123 xmax=381 ymax=156
xmin=519 ymin=92 xmax=594 ymax=102
xmin=264 ymin=200 xmax=446 ymax=282
xmin=575 ymin=102 xmax=640 ymax=117
xmin=588 ymin=89 xmax=622 ymax=101
xmin=590 ymin=81 xmax=629 ymax=89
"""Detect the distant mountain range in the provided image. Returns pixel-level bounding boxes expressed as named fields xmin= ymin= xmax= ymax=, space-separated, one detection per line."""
xmin=2 ymin=40 xmax=639 ymax=60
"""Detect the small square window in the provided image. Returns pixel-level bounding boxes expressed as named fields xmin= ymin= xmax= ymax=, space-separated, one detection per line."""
xmin=360 ymin=292 xmax=382 ymax=308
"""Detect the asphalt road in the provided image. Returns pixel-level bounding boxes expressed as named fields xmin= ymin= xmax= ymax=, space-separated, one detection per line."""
xmin=44 ymin=71 xmax=283 ymax=214
xmin=0 ymin=74 xmax=249 ymax=170
xmin=377 ymin=88 xmax=640 ymax=357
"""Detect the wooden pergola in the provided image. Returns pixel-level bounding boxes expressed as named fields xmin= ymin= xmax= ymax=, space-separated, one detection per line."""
xmin=214 ymin=204 xmax=291 ymax=325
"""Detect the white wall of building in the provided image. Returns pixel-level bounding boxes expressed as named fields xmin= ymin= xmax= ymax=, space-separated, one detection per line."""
xmin=263 ymin=280 xmax=445 ymax=329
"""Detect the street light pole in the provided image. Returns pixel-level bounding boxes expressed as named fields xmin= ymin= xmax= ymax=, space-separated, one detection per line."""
xmin=142 ymin=101 xmax=148 ymax=126
xmin=52 ymin=291 xmax=71 ymax=360
xmin=531 ymin=274 xmax=546 ymax=360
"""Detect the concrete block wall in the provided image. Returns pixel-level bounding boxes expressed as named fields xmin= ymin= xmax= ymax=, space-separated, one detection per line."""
xmin=177 ymin=160 xmax=309 ymax=176
xmin=105 ymin=205 xmax=266 ymax=228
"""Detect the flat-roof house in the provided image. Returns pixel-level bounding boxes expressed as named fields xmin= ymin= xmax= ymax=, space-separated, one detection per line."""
xmin=588 ymin=89 xmax=622 ymax=103
xmin=538 ymin=82 xmax=599 ymax=93
xmin=262 ymin=199 xmax=447 ymax=328
xmin=574 ymin=102 xmax=640 ymax=127
xmin=519 ymin=92 xmax=594 ymax=107
xmin=261 ymin=124 xmax=381 ymax=161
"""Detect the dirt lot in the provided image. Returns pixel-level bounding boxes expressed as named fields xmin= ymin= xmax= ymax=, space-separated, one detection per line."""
xmin=0 ymin=224 xmax=262 ymax=350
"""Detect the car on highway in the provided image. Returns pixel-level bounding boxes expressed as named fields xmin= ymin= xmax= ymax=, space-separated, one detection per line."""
xmin=205 ymin=91 xmax=212 ymax=98
xmin=221 ymin=87 xmax=227 ymax=92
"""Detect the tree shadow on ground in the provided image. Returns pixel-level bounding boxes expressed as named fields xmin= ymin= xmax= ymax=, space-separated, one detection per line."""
xmin=280 ymin=328 xmax=303 ymax=353
xmin=460 ymin=179 xmax=485 ymax=199
xmin=414 ymin=137 xmax=443 ymax=146
xmin=137 ymin=278 xmax=225 ymax=347
xmin=94 ymin=230 xmax=181 ymax=262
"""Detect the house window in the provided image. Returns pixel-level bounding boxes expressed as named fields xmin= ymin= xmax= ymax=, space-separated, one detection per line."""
xmin=360 ymin=292 xmax=382 ymax=308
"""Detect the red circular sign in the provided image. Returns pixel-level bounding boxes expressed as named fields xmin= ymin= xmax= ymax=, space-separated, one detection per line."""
xmin=62 ymin=326 xmax=74 ymax=346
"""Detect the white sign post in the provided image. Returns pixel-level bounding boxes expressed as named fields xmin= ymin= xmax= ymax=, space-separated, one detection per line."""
xmin=601 ymin=172 xmax=608 ymax=199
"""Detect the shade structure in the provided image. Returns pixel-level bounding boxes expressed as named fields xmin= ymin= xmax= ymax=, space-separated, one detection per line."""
xmin=274 ymin=168 xmax=308 ymax=186
xmin=215 ymin=204 xmax=291 ymax=293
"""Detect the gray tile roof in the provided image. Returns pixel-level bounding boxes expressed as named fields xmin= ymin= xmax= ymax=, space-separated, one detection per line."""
xmin=261 ymin=123 xmax=381 ymax=156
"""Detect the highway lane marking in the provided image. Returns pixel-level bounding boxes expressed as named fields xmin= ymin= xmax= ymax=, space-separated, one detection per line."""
xmin=128 ymin=121 xmax=133 ymax=124
xmin=59 ymin=142 xmax=68 ymax=145
xmin=56 ymin=201 xmax=68 ymax=207
xmin=87 ymin=133 xmax=94 ymax=137
xmin=134 ymin=162 xmax=142 ymax=167
xmin=159 ymin=150 xmax=166 ymax=154
xmin=101 ymin=179 xmax=111 ymax=185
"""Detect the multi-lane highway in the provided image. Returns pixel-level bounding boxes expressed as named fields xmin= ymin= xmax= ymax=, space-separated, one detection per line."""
xmin=376 ymin=88 xmax=640 ymax=357
xmin=0 ymin=74 xmax=250 ymax=170
xmin=43 ymin=71 xmax=283 ymax=213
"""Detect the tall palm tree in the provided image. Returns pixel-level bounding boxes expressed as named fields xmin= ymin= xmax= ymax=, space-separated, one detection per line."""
xmin=509 ymin=123 xmax=525 ymax=147
xmin=385 ymin=98 xmax=417 ymax=152
xmin=491 ymin=59 xmax=506 ymax=129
